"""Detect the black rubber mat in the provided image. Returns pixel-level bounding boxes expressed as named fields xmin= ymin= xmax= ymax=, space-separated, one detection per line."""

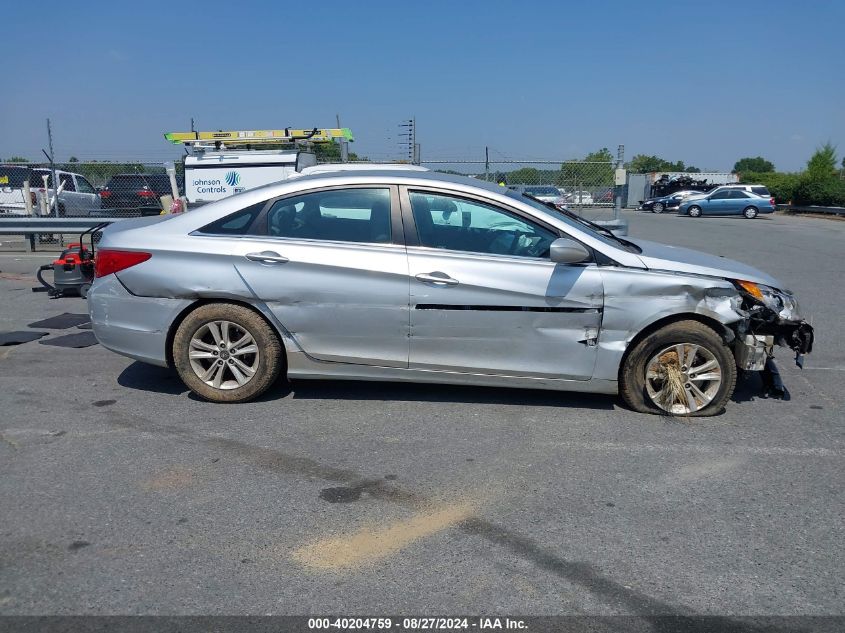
xmin=0 ymin=331 xmax=49 ymax=346
xmin=28 ymin=313 xmax=91 ymax=329
xmin=38 ymin=332 xmax=98 ymax=348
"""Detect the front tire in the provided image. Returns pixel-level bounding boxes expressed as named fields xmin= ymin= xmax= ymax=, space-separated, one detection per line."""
xmin=743 ymin=206 xmax=758 ymax=219
xmin=653 ymin=202 xmax=664 ymax=214
xmin=620 ymin=320 xmax=737 ymax=417
xmin=687 ymin=205 xmax=702 ymax=218
xmin=172 ymin=303 xmax=284 ymax=403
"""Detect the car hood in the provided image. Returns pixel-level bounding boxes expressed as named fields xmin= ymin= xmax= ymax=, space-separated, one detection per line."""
xmin=628 ymin=238 xmax=782 ymax=288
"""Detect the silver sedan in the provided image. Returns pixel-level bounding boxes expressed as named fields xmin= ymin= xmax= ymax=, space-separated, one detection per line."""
xmin=88 ymin=171 xmax=814 ymax=416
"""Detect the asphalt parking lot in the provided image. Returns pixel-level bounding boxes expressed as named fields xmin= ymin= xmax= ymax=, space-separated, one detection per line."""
xmin=0 ymin=210 xmax=842 ymax=617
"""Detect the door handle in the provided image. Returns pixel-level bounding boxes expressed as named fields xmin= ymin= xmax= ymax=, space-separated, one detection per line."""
xmin=246 ymin=251 xmax=289 ymax=264
xmin=415 ymin=272 xmax=459 ymax=286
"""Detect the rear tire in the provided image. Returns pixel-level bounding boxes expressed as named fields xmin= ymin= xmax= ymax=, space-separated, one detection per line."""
xmin=172 ymin=303 xmax=284 ymax=403
xmin=687 ymin=205 xmax=702 ymax=218
xmin=743 ymin=206 xmax=758 ymax=219
xmin=620 ymin=320 xmax=737 ymax=417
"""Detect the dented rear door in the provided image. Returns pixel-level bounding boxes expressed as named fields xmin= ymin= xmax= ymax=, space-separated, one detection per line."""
xmin=230 ymin=186 xmax=410 ymax=368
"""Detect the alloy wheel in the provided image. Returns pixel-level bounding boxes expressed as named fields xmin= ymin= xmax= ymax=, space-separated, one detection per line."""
xmin=644 ymin=343 xmax=723 ymax=414
xmin=188 ymin=320 xmax=260 ymax=390
xmin=653 ymin=203 xmax=664 ymax=213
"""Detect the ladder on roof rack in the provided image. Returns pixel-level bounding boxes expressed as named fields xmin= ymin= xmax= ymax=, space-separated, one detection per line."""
xmin=164 ymin=127 xmax=354 ymax=147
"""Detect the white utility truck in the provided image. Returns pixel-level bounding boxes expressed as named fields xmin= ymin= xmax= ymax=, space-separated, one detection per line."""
xmin=164 ymin=128 xmax=354 ymax=207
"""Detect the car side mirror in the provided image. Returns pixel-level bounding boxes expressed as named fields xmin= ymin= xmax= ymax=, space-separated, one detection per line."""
xmin=549 ymin=237 xmax=590 ymax=264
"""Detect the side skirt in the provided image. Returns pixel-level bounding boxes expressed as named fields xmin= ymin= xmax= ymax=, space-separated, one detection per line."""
xmin=285 ymin=350 xmax=618 ymax=395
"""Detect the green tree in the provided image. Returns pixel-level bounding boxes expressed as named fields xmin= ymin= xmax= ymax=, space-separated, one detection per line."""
xmin=561 ymin=148 xmax=614 ymax=187
xmin=4 ymin=156 xmax=28 ymax=163
xmin=806 ymin=142 xmax=838 ymax=178
xmin=313 ymin=142 xmax=360 ymax=163
xmin=733 ymin=156 xmax=774 ymax=173
xmin=68 ymin=156 xmax=79 ymax=163
xmin=738 ymin=171 xmax=801 ymax=203
xmin=627 ymin=154 xmax=693 ymax=173
xmin=507 ymin=167 xmax=542 ymax=185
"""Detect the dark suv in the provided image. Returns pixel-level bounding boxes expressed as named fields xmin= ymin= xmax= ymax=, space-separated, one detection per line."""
xmin=99 ymin=174 xmax=183 ymax=216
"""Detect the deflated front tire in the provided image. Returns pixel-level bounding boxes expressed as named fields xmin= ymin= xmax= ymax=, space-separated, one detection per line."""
xmin=620 ymin=320 xmax=737 ymax=417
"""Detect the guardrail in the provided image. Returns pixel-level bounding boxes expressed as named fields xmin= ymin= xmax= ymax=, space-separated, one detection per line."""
xmin=0 ymin=217 xmax=124 ymax=252
xmin=778 ymin=204 xmax=845 ymax=216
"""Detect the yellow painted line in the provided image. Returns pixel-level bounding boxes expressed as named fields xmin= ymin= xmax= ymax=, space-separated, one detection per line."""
xmin=292 ymin=501 xmax=476 ymax=571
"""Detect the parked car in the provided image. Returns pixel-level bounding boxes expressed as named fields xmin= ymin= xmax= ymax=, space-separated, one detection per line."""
xmin=89 ymin=170 xmax=814 ymax=416
xmin=640 ymin=190 xmax=700 ymax=214
xmin=569 ymin=191 xmax=594 ymax=205
xmin=508 ymin=185 xmax=567 ymax=209
xmin=679 ymin=187 xmax=776 ymax=218
xmin=718 ymin=184 xmax=772 ymax=198
xmin=0 ymin=165 xmax=100 ymax=216
xmin=0 ymin=165 xmax=36 ymax=214
xmin=99 ymin=173 xmax=183 ymax=216
xmin=595 ymin=187 xmax=614 ymax=203
xmin=31 ymin=168 xmax=101 ymax=216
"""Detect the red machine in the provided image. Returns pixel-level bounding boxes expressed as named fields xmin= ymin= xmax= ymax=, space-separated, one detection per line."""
xmin=35 ymin=223 xmax=108 ymax=298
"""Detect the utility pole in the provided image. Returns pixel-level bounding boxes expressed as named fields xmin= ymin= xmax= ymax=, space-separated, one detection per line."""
xmin=614 ymin=144 xmax=625 ymax=221
xmin=46 ymin=119 xmax=58 ymax=218
xmin=485 ymin=146 xmax=490 ymax=182
xmin=337 ymin=113 xmax=349 ymax=163
xmin=398 ymin=118 xmax=415 ymax=163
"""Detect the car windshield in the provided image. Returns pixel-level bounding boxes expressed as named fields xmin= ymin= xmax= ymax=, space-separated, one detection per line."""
xmin=506 ymin=191 xmax=639 ymax=252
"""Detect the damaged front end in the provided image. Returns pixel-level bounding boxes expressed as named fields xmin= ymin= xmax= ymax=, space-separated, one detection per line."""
xmin=729 ymin=279 xmax=815 ymax=371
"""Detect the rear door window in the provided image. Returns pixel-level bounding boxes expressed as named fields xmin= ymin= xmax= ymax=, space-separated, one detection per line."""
xmin=262 ymin=188 xmax=392 ymax=244
xmin=59 ymin=173 xmax=75 ymax=192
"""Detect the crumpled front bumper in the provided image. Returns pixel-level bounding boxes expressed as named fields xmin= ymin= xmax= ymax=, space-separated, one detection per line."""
xmin=732 ymin=293 xmax=815 ymax=370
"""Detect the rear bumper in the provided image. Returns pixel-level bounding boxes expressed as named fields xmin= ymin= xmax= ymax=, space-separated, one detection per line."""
xmin=88 ymin=275 xmax=193 ymax=367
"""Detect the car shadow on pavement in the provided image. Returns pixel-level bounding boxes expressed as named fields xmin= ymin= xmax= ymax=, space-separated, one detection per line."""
xmin=117 ymin=361 xmax=617 ymax=409
xmin=117 ymin=361 xmax=190 ymax=396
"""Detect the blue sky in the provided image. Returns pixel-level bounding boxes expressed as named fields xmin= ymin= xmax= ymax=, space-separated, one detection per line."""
xmin=1 ymin=0 xmax=843 ymax=171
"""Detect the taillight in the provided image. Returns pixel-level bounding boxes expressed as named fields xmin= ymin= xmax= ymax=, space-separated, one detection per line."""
xmin=99 ymin=189 xmax=111 ymax=198
xmin=30 ymin=192 xmax=36 ymax=205
xmin=137 ymin=188 xmax=156 ymax=198
xmin=95 ymin=250 xmax=151 ymax=278
xmin=770 ymin=197 xmax=775 ymax=206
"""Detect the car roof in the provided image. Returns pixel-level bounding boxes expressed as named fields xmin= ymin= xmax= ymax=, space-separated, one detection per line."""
xmin=281 ymin=168 xmax=507 ymax=193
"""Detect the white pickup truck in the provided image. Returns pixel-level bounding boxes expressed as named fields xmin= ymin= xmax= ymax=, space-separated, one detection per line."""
xmin=0 ymin=165 xmax=100 ymax=215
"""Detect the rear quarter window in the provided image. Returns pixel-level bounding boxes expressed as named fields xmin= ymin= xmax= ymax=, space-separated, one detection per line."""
xmin=751 ymin=187 xmax=770 ymax=197
xmin=197 ymin=201 xmax=265 ymax=235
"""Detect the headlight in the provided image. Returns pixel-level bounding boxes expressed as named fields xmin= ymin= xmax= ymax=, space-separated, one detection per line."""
xmin=732 ymin=280 xmax=800 ymax=319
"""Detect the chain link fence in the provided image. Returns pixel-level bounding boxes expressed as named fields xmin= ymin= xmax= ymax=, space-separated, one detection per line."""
xmin=2 ymin=158 xmax=617 ymax=224
xmin=0 ymin=162 xmax=180 ymax=219
xmin=418 ymin=160 xmax=617 ymax=222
